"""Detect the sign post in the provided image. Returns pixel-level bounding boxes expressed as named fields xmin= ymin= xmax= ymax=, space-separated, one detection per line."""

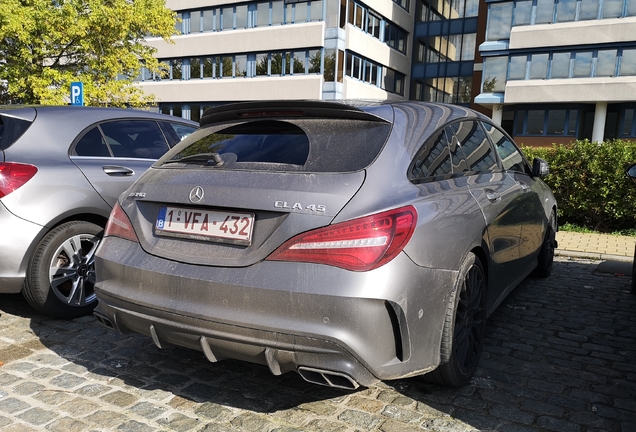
xmin=70 ymin=82 xmax=84 ymax=106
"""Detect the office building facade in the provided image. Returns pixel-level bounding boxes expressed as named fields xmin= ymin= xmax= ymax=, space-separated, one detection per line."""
xmin=136 ymin=0 xmax=415 ymax=121
xmin=475 ymin=0 xmax=636 ymax=145
xmin=138 ymin=0 xmax=636 ymax=145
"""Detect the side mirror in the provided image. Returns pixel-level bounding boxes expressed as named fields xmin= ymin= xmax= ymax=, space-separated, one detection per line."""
xmin=626 ymin=163 xmax=636 ymax=183
xmin=532 ymin=157 xmax=549 ymax=178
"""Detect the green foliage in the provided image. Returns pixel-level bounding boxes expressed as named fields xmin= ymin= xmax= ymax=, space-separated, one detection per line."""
xmin=522 ymin=140 xmax=636 ymax=232
xmin=0 ymin=0 xmax=177 ymax=107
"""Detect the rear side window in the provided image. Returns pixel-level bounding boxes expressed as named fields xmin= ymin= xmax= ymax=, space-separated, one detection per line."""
xmin=449 ymin=121 xmax=499 ymax=172
xmin=0 ymin=115 xmax=33 ymax=151
xmin=409 ymin=128 xmax=452 ymax=181
xmin=74 ymin=127 xmax=111 ymax=156
xmin=160 ymin=121 xmax=197 ymax=147
xmin=165 ymin=118 xmax=391 ymax=173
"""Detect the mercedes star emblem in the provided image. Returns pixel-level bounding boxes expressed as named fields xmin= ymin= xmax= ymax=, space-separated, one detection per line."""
xmin=189 ymin=186 xmax=205 ymax=203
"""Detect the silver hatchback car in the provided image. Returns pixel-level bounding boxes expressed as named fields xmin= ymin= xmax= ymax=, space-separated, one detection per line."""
xmin=94 ymin=101 xmax=557 ymax=389
xmin=0 ymin=106 xmax=197 ymax=318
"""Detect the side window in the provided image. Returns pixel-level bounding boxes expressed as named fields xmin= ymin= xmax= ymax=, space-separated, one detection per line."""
xmin=74 ymin=127 xmax=111 ymax=157
xmin=409 ymin=128 xmax=453 ymax=182
xmin=449 ymin=121 xmax=499 ymax=172
xmin=482 ymin=122 xmax=529 ymax=173
xmin=100 ymin=120 xmax=170 ymax=159
xmin=169 ymin=123 xmax=197 ymax=141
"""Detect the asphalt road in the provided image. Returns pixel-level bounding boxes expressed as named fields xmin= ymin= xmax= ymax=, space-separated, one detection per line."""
xmin=0 ymin=257 xmax=635 ymax=432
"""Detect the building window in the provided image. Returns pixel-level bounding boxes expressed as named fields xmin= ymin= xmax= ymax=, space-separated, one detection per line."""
xmin=416 ymin=33 xmax=476 ymax=64
xmin=622 ymin=108 xmax=636 ymax=137
xmin=478 ymin=46 xmax=636 ymax=88
xmin=508 ymin=55 xmax=527 ymax=80
xmin=621 ymin=48 xmax=636 ymax=75
xmin=393 ymin=0 xmax=410 ymax=12
xmin=184 ymin=1 xmax=323 ymax=33
xmin=515 ymin=108 xmax=580 ymax=136
xmin=486 ymin=2 xmax=513 ymax=41
xmin=529 ymin=53 xmax=548 ymax=79
xmin=417 ymin=0 xmax=478 ymax=21
xmin=556 ymin=0 xmax=576 ymax=22
xmin=344 ymin=51 xmax=404 ymax=95
xmin=500 ymin=0 xmax=636 ymax=29
xmin=550 ymin=52 xmax=571 ymax=78
xmin=482 ymin=57 xmax=507 ymax=92
xmin=343 ymin=1 xmax=409 ymax=54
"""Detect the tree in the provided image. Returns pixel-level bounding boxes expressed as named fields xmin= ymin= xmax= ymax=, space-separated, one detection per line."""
xmin=0 ymin=0 xmax=177 ymax=107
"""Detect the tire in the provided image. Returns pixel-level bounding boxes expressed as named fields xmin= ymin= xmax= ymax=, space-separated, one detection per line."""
xmin=23 ymin=221 xmax=103 ymax=318
xmin=533 ymin=212 xmax=556 ymax=278
xmin=426 ymin=252 xmax=487 ymax=387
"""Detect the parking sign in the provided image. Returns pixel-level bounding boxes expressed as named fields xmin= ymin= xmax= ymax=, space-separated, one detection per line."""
xmin=70 ymin=82 xmax=84 ymax=106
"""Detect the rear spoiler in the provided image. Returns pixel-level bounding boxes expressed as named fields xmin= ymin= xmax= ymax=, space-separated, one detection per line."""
xmin=200 ymin=100 xmax=391 ymax=126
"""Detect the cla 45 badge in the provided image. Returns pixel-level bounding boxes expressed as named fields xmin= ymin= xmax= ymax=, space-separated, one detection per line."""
xmin=274 ymin=201 xmax=326 ymax=212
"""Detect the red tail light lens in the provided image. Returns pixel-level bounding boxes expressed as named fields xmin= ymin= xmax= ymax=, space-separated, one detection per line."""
xmin=104 ymin=202 xmax=139 ymax=242
xmin=0 ymin=163 xmax=38 ymax=199
xmin=267 ymin=206 xmax=417 ymax=271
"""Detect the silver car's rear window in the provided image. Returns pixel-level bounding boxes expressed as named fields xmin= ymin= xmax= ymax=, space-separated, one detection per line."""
xmin=0 ymin=115 xmax=33 ymax=151
xmin=162 ymin=118 xmax=392 ymax=173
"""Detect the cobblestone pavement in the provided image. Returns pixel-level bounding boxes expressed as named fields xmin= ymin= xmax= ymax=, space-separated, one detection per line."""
xmin=0 ymin=257 xmax=635 ymax=432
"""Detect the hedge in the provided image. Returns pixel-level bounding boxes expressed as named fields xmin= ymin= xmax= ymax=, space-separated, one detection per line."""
xmin=521 ymin=140 xmax=636 ymax=232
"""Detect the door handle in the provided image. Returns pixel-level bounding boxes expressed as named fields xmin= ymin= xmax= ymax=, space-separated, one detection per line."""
xmin=102 ymin=165 xmax=134 ymax=176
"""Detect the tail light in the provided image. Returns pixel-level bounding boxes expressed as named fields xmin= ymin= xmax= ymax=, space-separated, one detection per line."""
xmin=104 ymin=202 xmax=139 ymax=242
xmin=0 ymin=163 xmax=38 ymax=199
xmin=267 ymin=206 xmax=417 ymax=271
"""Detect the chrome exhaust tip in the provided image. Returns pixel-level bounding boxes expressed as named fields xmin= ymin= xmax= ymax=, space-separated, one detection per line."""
xmin=297 ymin=366 xmax=360 ymax=390
xmin=93 ymin=311 xmax=116 ymax=330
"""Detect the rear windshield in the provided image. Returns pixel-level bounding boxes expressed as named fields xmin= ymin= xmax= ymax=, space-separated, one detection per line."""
xmin=0 ymin=115 xmax=33 ymax=151
xmin=162 ymin=118 xmax=392 ymax=173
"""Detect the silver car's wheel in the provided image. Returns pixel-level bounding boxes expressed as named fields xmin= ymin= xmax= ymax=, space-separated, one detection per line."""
xmin=426 ymin=252 xmax=487 ymax=387
xmin=24 ymin=221 xmax=103 ymax=318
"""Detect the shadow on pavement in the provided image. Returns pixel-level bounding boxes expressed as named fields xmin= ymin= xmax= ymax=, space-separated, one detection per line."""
xmin=0 ymin=258 xmax=634 ymax=430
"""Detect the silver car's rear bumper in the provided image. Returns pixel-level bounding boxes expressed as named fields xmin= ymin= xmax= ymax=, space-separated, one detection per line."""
xmin=94 ymin=237 xmax=458 ymax=388
xmin=0 ymin=201 xmax=44 ymax=293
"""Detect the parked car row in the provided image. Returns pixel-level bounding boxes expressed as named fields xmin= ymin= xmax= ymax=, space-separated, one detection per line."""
xmin=2 ymin=101 xmax=558 ymax=389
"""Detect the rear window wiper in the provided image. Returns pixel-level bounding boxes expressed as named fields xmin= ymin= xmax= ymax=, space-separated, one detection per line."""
xmin=163 ymin=153 xmax=224 ymax=166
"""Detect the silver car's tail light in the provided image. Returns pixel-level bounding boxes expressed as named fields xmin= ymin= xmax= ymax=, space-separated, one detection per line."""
xmin=267 ymin=206 xmax=417 ymax=271
xmin=104 ymin=202 xmax=139 ymax=242
xmin=0 ymin=162 xmax=38 ymax=199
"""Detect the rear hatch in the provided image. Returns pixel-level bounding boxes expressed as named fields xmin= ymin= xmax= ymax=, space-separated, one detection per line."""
xmin=123 ymin=102 xmax=394 ymax=267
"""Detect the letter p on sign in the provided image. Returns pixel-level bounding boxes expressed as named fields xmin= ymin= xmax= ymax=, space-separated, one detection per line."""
xmin=70 ymin=82 xmax=84 ymax=106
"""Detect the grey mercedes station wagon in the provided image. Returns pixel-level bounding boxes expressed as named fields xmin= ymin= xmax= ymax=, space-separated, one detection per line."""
xmin=93 ymin=101 xmax=557 ymax=389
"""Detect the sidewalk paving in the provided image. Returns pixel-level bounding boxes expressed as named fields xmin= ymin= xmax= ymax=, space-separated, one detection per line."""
xmin=556 ymin=230 xmax=635 ymax=262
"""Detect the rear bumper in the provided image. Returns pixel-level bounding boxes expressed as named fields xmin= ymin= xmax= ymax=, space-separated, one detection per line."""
xmin=0 ymin=201 xmax=44 ymax=293
xmin=94 ymin=237 xmax=458 ymax=387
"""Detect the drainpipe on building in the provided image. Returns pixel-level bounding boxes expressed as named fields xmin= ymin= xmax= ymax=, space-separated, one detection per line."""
xmin=592 ymin=102 xmax=607 ymax=143
xmin=491 ymin=104 xmax=503 ymax=126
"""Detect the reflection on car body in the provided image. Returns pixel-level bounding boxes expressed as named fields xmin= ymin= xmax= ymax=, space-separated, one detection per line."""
xmin=93 ymin=100 xmax=557 ymax=389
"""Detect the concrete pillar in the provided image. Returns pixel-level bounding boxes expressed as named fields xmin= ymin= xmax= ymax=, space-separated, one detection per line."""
xmin=491 ymin=104 xmax=503 ymax=126
xmin=592 ymin=102 xmax=607 ymax=143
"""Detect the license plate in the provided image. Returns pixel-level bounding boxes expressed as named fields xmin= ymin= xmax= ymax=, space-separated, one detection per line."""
xmin=155 ymin=206 xmax=254 ymax=245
